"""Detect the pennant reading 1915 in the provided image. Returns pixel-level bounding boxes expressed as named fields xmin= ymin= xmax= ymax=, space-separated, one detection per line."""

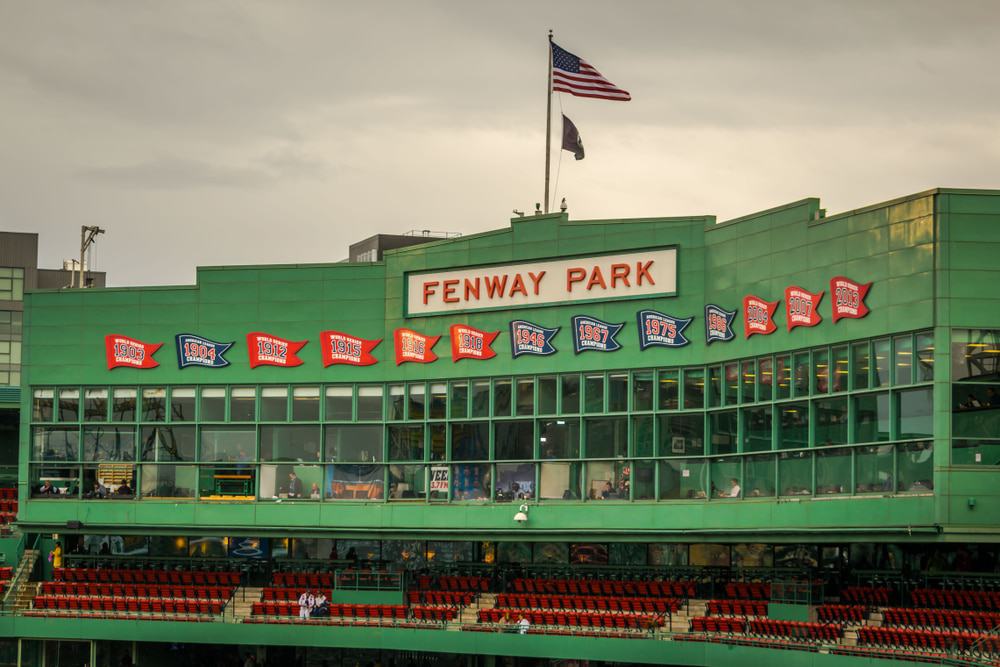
xmin=450 ymin=324 xmax=499 ymax=362
xmin=830 ymin=276 xmax=873 ymax=322
xmin=175 ymin=333 xmax=233 ymax=369
xmin=320 ymin=330 xmax=381 ymax=367
xmin=705 ymin=305 xmax=736 ymax=344
xmin=784 ymin=286 xmax=824 ymax=330
xmin=510 ymin=320 xmax=559 ymax=358
xmin=637 ymin=310 xmax=692 ymax=350
xmin=743 ymin=295 xmax=779 ymax=338
xmin=572 ymin=315 xmax=623 ymax=354
xmin=105 ymin=334 xmax=162 ymax=370
xmin=394 ymin=328 xmax=440 ymax=365
xmin=246 ymin=332 xmax=307 ymax=368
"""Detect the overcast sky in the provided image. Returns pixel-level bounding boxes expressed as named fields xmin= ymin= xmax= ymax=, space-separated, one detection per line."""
xmin=2 ymin=1 xmax=998 ymax=286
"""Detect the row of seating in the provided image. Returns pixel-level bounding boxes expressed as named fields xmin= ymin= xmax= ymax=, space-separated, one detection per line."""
xmin=24 ymin=610 xmax=219 ymax=622
xmin=0 ymin=488 xmax=16 ymax=500
xmin=54 ymin=568 xmax=239 ymax=586
xmin=816 ymin=605 xmax=867 ymax=624
xmin=477 ymin=608 xmax=664 ymax=629
xmin=411 ymin=606 xmax=459 ymax=622
xmin=0 ymin=500 xmax=17 ymax=514
xmin=261 ymin=587 xmax=332 ymax=601
xmin=882 ymin=607 xmax=1000 ymax=632
xmin=251 ymin=602 xmax=408 ymax=619
xmin=495 ymin=593 xmax=680 ymax=614
xmin=33 ymin=596 xmax=225 ymax=615
xmin=690 ymin=616 xmax=746 ymax=633
xmin=463 ymin=624 xmax=648 ymax=640
xmin=40 ymin=582 xmax=234 ymax=600
xmin=841 ymin=586 xmax=892 ymax=606
xmin=911 ymin=588 xmax=1000 ymax=610
xmin=272 ymin=572 xmax=335 ymax=588
xmin=723 ymin=582 xmax=770 ymax=600
xmin=406 ymin=591 xmax=475 ymax=606
xmin=857 ymin=626 xmax=1000 ymax=653
xmin=0 ymin=511 xmax=17 ymax=526
xmin=415 ymin=575 xmax=490 ymax=592
xmin=243 ymin=617 xmax=447 ymax=629
xmin=706 ymin=600 xmax=767 ymax=617
xmin=748 ymin=619 xmax=843 ymax=642
xmin=509 ymin=577 xmax=694 ymax=598
xmin=0 ymin=567 xmax=13 ymax=581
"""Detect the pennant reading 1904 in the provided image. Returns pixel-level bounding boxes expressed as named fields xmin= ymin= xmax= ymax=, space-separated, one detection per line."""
xmin=450 ymin=324 xmax=499 ymax=362
xmin=743 ymin=295 xmax=779 ymax=338
xmin=705 ymin=305 xmax=736 ymax=344
xmin=510 ymin=320 xmax=559 ymax=358
xmin=637 ymin=310 xmax=692 ymax=350
xmin=572 ymin=315 xmax=623 ymax=354
xmin=320 ymin=330 xmax=381 ymax=367
xmin=394 ymin=328 xmax=440 ymax=365
xmin=246 ymin=332 xmax=307 ymax=369
xmin=785 ymin=286 xmax=824 ymax=330
xmin=175 ymin=333 xmax=233 ymax=369
xmin=830 ymin=276 xmax=873 ymax=322
xmin=105 ymin=334 xmax=162 ymax=370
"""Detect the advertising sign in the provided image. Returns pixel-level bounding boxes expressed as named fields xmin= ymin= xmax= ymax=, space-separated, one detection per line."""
xmin=636 ymin=310 xmax=692 ymax=350
xmin=450 ymin=324 xmax=499 ymax=362
xmin=830 ymin=276 xmax=873 ymax=322
xmin=743 ymin=295 xmax=779 ymax=338
xmin=394 ymin=328 xmax=440 ymax=365
xmin=572 ymin=315 xmax=623 ymax=354
xmin=784 ymin=286 xmax=824 ymax=330
xmin=246 ymin=332 xmax=307 ymax=368
xmin=704 ymin=305 xmax=736 ymax=344
xmin=509 ymin=320 xmax=560 ymax=358
xmin=104 ymin=335 xmax=162 ymax=370
xmin=430 ymin=467 xmax=450 ymax=492
xmin=320 ymin=330 xmax=381 ymax=367
xmin=175 ymin=333 xmax=233 ymax=369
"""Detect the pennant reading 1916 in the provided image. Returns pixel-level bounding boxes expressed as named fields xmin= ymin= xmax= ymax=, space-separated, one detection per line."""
xmin=510 ymin=320 xmax=559 ymax=358
xmin=830 ymin=276 xmax=873 ymax=322
xmin=320 ymin=330 xmax=381 ymax=367
xmin=743 ymin=295 xmax=779 ymax=338
xmin=637 ymin=310 xmax=692 ymax=350
xmin=394 ymin=328 xmax=440 ymax=365
xmin=705 ymin=305 xmax=736 ymax=344
xmin=572 ymin=315 xmax=623 ymax=354
xmin=175 ymin=333 xmax=233 ymax=369
xmin=785 ymin=286 xmax=824 ymax=331
xmin=450 ymin=324 xmax=499 ymax=362
xmin=105 ymin=334 xmax=162 ymax=370
xmin=246 ymin=332 xmax=307 ymax=369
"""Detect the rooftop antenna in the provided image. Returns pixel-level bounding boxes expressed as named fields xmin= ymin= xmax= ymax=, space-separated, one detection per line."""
xmin=78 ymin=225 xmax=105 ymax=288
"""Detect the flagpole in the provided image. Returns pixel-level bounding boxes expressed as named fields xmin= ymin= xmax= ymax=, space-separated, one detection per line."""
xmin=544 ymin=29 xmax=553 ymax=214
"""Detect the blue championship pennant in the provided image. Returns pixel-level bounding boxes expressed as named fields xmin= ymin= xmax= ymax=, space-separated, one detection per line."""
xmin=704 ymin=305 xmax=737 ymax=344
xmin=175 ymin=333 xmax=233 ymax=369
xmin=637 ymin=310 xmax=692 ymax=350
xmin=510 ymin=320 xmax=560 ymax=358
xmin=572 ymin=315 xmax=624 ymax=354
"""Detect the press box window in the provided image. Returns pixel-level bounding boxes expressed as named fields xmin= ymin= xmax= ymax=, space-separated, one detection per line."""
xmin=260 ymin=387 xmax=288 ymax=421
xmin=84 ymin=389 xmax=108 ymax=422
xmin=292 ymin=387 xmax=320 ymax=421
xmin=142 ymin=388 xmax=166 ymax=422
xmin=112 ymin=388 xmax=137 ymax=422
xmin=58 ymin=389 xmax=80 ymax=422
xmin=357 ymin=386 xmax=383 ymax=421
xmin=200 ymin=388 xmax=225 ymax=422
xmin=326 ymin=386 xmax=353 ymax=421
xmin=32 ymin=389 xmax=54 ymax=422
xmin=229 ymin=387 xmax=256 ymax=422
xmin=170 ymin=388 xmax=195 ymax=422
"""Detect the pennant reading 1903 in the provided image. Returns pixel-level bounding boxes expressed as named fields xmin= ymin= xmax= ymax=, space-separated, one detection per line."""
xmin=785 ymin=286 xmax=824 ymax=331
xmin=572 ymin=315 xmax=623 ymax=354
xmin=105 ymin=334 xmax=162 ymax=370
xmin=830 ymin=276 xmax=873 ymax=322
xmin=175 ymin=333 xmax=233 ymax=369
xmin=510 ymin=320 xmax=559 ymax=358
xmin=394 ymin=328 xmax=440 ymax=365
xmin=743 ymin=295 xmax=779 ymax=338
xmin=705 ymin=305 xmax=736 ymax=344
xmin=450 ymin=324 xmax=499 ymax=362
xmin=246 ymin=332 xmax=307 ymax=369
xmin=637 ymin=310 xmax=692 ymax=350
xmin=320 ymin=330 xmax=381 ymax=367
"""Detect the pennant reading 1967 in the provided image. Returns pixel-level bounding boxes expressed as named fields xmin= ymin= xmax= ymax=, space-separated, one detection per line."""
xmin=743 ymin=295 xmax=779 ymax=338
xmin=320 ymin=330 xmax=381 ymax=367
xmin=394 ymin=328 xmax=440 ymax=365
xmin=637 ymin=310 xmax=691 ymax=350
xmin=510 ymin=320 xmax=559 ymax=358
xmin=705 ymin=305 xmax=736 ymax=344
xmin=246 ymin=332 xmax=307 ymax=369
xmin=572 ymin=315 xmax=623 ymax=354
xmin=105 ymin=334 xmax=162 ymax=370
xmin=785 ymin=286 xmax=824 ymax=331
xmin=175 ymin=333 xmax=233 ymax=369
xmin=450 ymin=324 xmax=499 ymax=362
xmin=830 ymin=276 xmax=873 ymax=322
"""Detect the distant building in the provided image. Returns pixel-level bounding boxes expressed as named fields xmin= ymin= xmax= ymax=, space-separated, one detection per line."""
xmin=348 ymin=230 xmax=461 ymax=263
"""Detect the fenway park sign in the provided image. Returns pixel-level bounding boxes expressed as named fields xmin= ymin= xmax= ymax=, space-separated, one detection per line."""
xmin=405 ymin=248 xmax=677 ymax=316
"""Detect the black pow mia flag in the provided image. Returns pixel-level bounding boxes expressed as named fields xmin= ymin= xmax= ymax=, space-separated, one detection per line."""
xmin=561 ymin=114 xmax=585 ymax=160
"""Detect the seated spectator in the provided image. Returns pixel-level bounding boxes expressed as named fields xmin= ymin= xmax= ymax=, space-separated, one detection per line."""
xmin=116 ymin=481 xmax=133 ymax=496
xmin=85 ymin=482 xmax=107 ymax=499
xmin=37 ymin=480 xmax=57 ymax=496
xmin=600 ymin=481 xmax=614 ymax=499
xmin=310 ymin=483 xmax=321 ymax=499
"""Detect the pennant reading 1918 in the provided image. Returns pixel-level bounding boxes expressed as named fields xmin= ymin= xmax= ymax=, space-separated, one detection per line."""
xmin=105 ymin=334 xmax=162 ymax=370
xmin=572 ymin=315 xmax=623 ymax=354
xmin=246 ymin=332 xmax=307 ymax=369
xmin=705 ymin=305 xmax=736 ymax=344
xmin=830 ymin=276 xmax=873 ymax=322
xmin=637 ymin=310 xmax=692 ymax=350
xmin=320 ymin=330 xmax=381 ymax=367
xmin=450 ymin=324 xmax=499 ymax=362
xmin=785 ymin=286 xmax=824 ymax=331
xmin=394 ymin=328 xmax=440 ymax=365
xmin=510 ymin=320 xmax=559 ymax=358
xmin=175 ymin=333 xmax=233 ymax=369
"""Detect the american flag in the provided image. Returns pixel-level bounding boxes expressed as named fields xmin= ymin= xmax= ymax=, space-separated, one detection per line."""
xmin=551 ymin=42 xmax=631 ymax=101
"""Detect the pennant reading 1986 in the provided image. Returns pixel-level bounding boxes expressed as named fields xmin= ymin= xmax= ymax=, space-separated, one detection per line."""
xmin=394 ymin=328 xmax=440 ymax=365
xmin=785 ymin=286 xmax=824 ymax=331
xmin=450 ymin=324 xmax=499 ymax=362
xmin=830 ymin=276 xmax=873 ymax=322
xmin=637 ymin=310 xmax=692 ymax=350
xmin=510 ymin=320 xmax=559 ymax=358
xmin=105 ymin=334 xmax=162 ymax=370
xmin=572 ymin=315 xmax=623 ymax=354
xmin=743 ymin=295 xmax=779 ymax=338
xmin=705 ymin=305 xmax=736 ymax=344
xmin=320 ymin=330 xmax=381 ymax=367
xmin=246 ymin=332 xmax=307 ymax=369
xmin=175 ymin=333 xmax=233 ymax=369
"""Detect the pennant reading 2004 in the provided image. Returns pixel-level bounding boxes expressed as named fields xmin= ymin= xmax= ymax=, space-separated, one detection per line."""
xmin=743 ymin=295 xmax=779 ymax=338
xmin=785 ymin=286 xmax=824 ymax=331
xmin=320 ymin=330 xmax=381 ymax=367
xmin=637 ymin=310 xmax=691 ymax=350
xmin=175 ymin=333 xmax=233 ymax=369
xmin=572 ymin=315 xmax=623 ymax=354
xmin=246 ymin=332 xmax=307 ymax=369
xmin=705 ymin=305 xmax=736 ymax=344
xmin=830 ymin=276 xmax=873 ymax=322
xmin=105 ymin=334 xmax=162 ymax=370
xmin=510 ymin=320 xmax=559 ymax=358
xmin=450 ymin=324 xmax=499 ymax=362
xmin=394 ymin=328 xmax=440 ymax=365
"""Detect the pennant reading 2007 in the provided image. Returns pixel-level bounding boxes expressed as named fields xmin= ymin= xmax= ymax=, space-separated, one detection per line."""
xmin=394 ymin=328 xmax=440 ymax=365
xmin=785 ymin=286 xmax=824 ymax=331
xmin=105 ymin=334 xmax=162 ymax=370
xmin=743 ymin=295 xmax=779 ymax=338
xmin=637 ymin=310 xmax=691 ymax=350
xmin=705 ymin=305 xmax=736 ymax=344
xmin=572 ymin=315 xmax=623 ymax=354
xmin=246 ymin=332 xmax=307 ymax=369
xmin=450 ymin=324 xmax=499 ymax=362
xmin=510 ymin=320 xmax=559 ymax=358
xmin=175 ymin=333 xmax=232 ymax=369
xmin=830 ymin=276 xmax=873 ymax=322
xmin=320 ymin=330 xmax=381 ymax=367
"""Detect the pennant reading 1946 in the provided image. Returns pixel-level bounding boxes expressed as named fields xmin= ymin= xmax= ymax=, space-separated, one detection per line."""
xmin=830 ymin=276 xmax=873 ymax=322
xmin=105 ymin=334 xmax=162 ymax=370
xmin=175 ymin=333 xmax=233 ymax=369
xmin=637 ymin=310 xmax=692 ymax=350
xmin=320 ymin=330 xmax=381 ymax=367
xmin=705 ymin=305 xmax=736 ymax=344
xmin=394 ymin=328 xmax=440 ymax=365
xmin=572 ymin=315 xmax=623 ymax=354
xmin=510 ymin=320 xmax=560 ymax=358
xmin=785 ymin=286 xmax=824 ymax=331
xmin=246 ymin=332 xmax=307 ymax=369
xmin=450 ymin=324 xmax=499 ymax=362
xmin=743 ymin=295 xmax=779 ymax=338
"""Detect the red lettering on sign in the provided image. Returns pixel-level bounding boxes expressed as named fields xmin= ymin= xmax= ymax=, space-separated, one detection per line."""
xmin=636 ymin=261 xmax=655 ymax=285
xmin=566 ymin=267 xmax=586 ymax=291
xmin=586 ymin=266 xmax=607 ymax=291
xmin=485 ymin=274 xmax=508 ymax=298
xmin=464 ymin=277 xmax=480 ymax=301
xmin=528 ymin=271 xmax=545 ymax=295
xmin=442 ymin=279 xmax=459 ymax=303
xmin=509 ymin=274 xmax=528 ymax=297
xmin=422 ymin=281 xmax=439 ymax=305
xmin=610 ymin=263 xmax=631 ymax=287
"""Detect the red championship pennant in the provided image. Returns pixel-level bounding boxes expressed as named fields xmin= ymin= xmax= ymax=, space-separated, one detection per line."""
xmin=784 ymin=286 xmax=824 ymax=331
xmin=394 ymin=328 xmax=440 ymax=365
xmin=743 ymin=295 xmax=779 ymax=338
xmin=246 ymin=332 xmax=307 ymax=368
xmin=320 ymin=330 xmax=381 ymax=367
xmin=105 ymin=334 xmax=162 ymax=370
xmin=830 ymin=276 xmax=873 ymax=322
xmin=450 ymin=324 xmax=499 ymax=362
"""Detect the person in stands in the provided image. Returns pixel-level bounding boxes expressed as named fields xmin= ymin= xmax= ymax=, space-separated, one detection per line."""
xmin=287 ymin=472 xmax=303 ymax=498
xmin=298 ymin=589 xmax=312 ymax=619
xmin=50 ymin=541 xmax=63 ymax=568
xmin=518 ymin=614 xmax=531 ymax=634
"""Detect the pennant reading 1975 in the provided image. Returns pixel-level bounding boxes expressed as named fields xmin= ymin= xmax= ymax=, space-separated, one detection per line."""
xmin=705 ymin=305 xmax=736 ymax=344
xmin=450 ymin=324 xmax=499 ymax=362
xmin=320 ymin=330 xmax=381 ymax=367
xmin=743 ymin=295 xmax=779 ymax=338
xmin=246 ymin=332 xmax=307 ymax=369
xmin=785 ymin=286 xmax=824 ymax=331
xmin=105 ymin=334 xmax=162 ymax=370
xmin=175 ymin=333 xmax=233 ymax=369
xmin=510 ymin=320 xmax=560 ymax=358
xmin=830 ymin=276 xmax=873 ymax=322
xmin=572 ymin=315 xmax=623 ymax=354
xmin=394 ymin=328 xmax=440 ymax=365
xmin=637 ymin=310 xmax=691 ymax=349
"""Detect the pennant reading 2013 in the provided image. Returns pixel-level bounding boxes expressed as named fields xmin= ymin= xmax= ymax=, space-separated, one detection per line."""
xmin=320 ymin=330 xmax=381 ymax=367
xmin=572 ymin=315 xmax=623 ymax=354
xmin=510 ymin=320 xmax=559 ymax=358
xmin=450 ymin=324 xmax=499 ymax=362
xmin=705 ymin=305 xmax=736 ymax=344
xmin=175 ymin=333 xmax=233 ymax=369
xmin=830 ymin=276 xmax=873 ymax=322
xmin=743 ymin=295 xmax=779 ymax=338
xmin=246 ymin=332 xmax=307 ymax=369
xmin=394 ymin=328 xmax=440 ymax=365
xmin=105 ymin=335 xmax=162 ymax=370
xmin=785 ymin=286 xmax=824 ymax=331
xmin=637 ymin=310 xmax=691 ymax=350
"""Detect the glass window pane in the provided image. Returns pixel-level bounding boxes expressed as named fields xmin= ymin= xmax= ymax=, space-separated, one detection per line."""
xmin=775 ymin=355 xmax=791 ymax=399
xmin=855 ymin=393 xmax=890 ymax=443
xmin=658 ymin=414 xmax=704 ymax=456
xmin=112 ymin=388 xmax=137 ymax=421
xmin=852 ymin=342 xmax=870 ymax=390
xmin=171 ymin=388 xmax=195 ymax=422
xmin=140 ymin=465 xmax=196 ymax=498
xmin=388 ymin=425 xmax=424 ymax=461
xmin=33 ymin=389 xmax=54 ymax=422
xmin=872 ymin=338 xmax=891 ymax=388
xmin=389 ymin=465 xmax=426 ymax=501
xmin=584 ymin=417 xmax=627 ymax=458
xmin=495 ymin=420 xmax=533 ymax=460
xmin=793 ymin=352 xmax=810 ymax=397
xmin=357 ymin=386 xmax=383 ymax=421
xmin=830 ymin=346 xmax=849 ymax=393
xmin=451 ymin=422 xmax=488 ymax=461
xmin=815 ymin=397 xmax=848 ymax=446
xmin=813 ymin=349 xmax=829 ymax=394
xmin=388 ymin=385 xmax=405 ymax=420
xmin=778 ymin=403 xmax=809 ymax=449
xmin=83 ymin=426 xmax=136 ymax=461
xmin=608 ymin=373 xmax=628 ymax=412
xmin=83 ymin=464 xmax=134 ymax=498
xmin=915 ymin=331 xmax=934 ymax=382
xmin=711 ymin=457 xmax=741 ymax=499
xmin=409 ymin=384 xmax=426 ymax=420
xmin=758 ymin=357 xmax=773 ymax=402
xmin=724 ymin=363 xmax=739 ymax=405
xmin=894 ymin=335 xmax=913 ymax=385
xmin=539 ymin=462 xmax=581 ymax=500
xmin=260 ymin=425 xmax=321 ymax=462
xmin=633 ymin=460 xmax=655 ymax=500
xmin=84 ymin=389 xmax=108 ymax=422
xmin=745 ymin=454 xmax=775 ymax=498
xmin=585 ymin=460 xmax=630 ymax=500
xmin=325 ymin=425 xmax=382 ymax=462
xmin=199 ymin=388 xmax=224 ymax=422
xmin=325 ymin=386 xmax=353 ymax=421
xmin=898 ymin=388 xmax=933 ymax=439
xmin=260 ymin=387 xmax=288 ymax=421
xmin=449 ymin=382 xmax=468 ymax=419
xmin=683 ymin=369 xmax=705 ymax=409
xmin=327 ymin=464 xmax=384 ymax=500
xmin=659 ymin=459 xmax=707 ymax=500
xmin=471 ymin=380 xmax=490 ymax=418
xmin=200 ymin=427 xmax=255 ymax=462
xmin=515 ymin=379 xmax=534 ymax=416
xmin=633 ymin=372 xmax=653 ymax=412
xmin=632 ymin=415 xmax=654 ymax=457
xmin=742 ymin=360 xmax=756 ymax=404
xmin=495 ymin=462 xmax=534 ymax=502
xmin=710 ymin=410 xmax=737 ymax=455
xmin=855 ymin=444 xmax=894 ymax=493
xmin=451 ymin=463 xmax=489 ymax=500
xmin=141 ymin=426 xmax=196 ymax=462
xmin=31 ymin=463 xmax=79 ymax=497
xmin=951 ymin=329 xmax=1000 ymax=382
xmin=32 ymin=427 xmax=79 ymax=461
xmin=538 ymin=376 xmax=557 ymax=414
xmin=58 ymin=389 xmax=79 ymax=422
xmin=584 ymin=375 xmax=604 ymax=414
xmin=708 ymin=366 xmax=722 ymax=408
xmin=292 ymin=387 xmax=320 ymax=421
xmin=258 ymin=462 xmax=322 ymax=499
xmin=778 ymin=451 xmax=812 ymax=496
xmin=561 ymin=375 xmax=580 ymax=414
xmin=952 ymin=439 xmax=1000 ymax=466
xmin=658 ymin=370 xmax=679 ymax=410
xmin=429 ymin=383 xmax=447 ymax=420
xmin=429 ymin=423 xmax=446 ymax=462
xmin=493 ymin=380 xmax=511 ymax=417
xmin=743 ymin=407 xmax=772 ymax=453
xmin=539 ymin=419 xmax=579 ymax=459
xmin=142 ymin=388 xmax=166 ymax=422
xmin=230 ymin=387 xmax=255 ymax=422
xmin=897 ymin=441 xmax=933 ymax=492
xmin=816 ymin=447 xmax=850 ymax=495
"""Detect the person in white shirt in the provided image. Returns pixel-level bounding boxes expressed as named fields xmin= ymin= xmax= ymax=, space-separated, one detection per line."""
xmin=518 ymin=615 xmax=530 ymax=634
xmin=298 ymin=590 xmax=311 ymax=619
xmin=726 ymin=478 xmax=741 ymax=498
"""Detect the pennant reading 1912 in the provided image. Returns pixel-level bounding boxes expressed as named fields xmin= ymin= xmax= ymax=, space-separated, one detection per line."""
xmin=175 ymin=333 xmax=233 ymax=369
xmin=320 ymin=330 xmax=381 ymax=367
xmin=830 ymin=276 xmax=873 ymax=322
xmin=637 ymin=310 xmax=692 ymax=350
xmin=572 ymin=315 xmax=623 ymax=354
xmin=510 ymin=320 xmax=559 ymax=358
xmin=394 ymin=328 xmax=440 ymax=365
xmin=105 ymin=334 xmax=162 ymax=370
xmin=785 ymin=286 xmax=824 ymax=331
xmin=705 ymin=305 xmax=736 ymax=344
xmin=743 ymin=295 xmax=779 ymax=338
xmin=450 ymin=324 xmax=499 ymax=362
xmin=246 ymin=332 xmax=307 ymax=369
